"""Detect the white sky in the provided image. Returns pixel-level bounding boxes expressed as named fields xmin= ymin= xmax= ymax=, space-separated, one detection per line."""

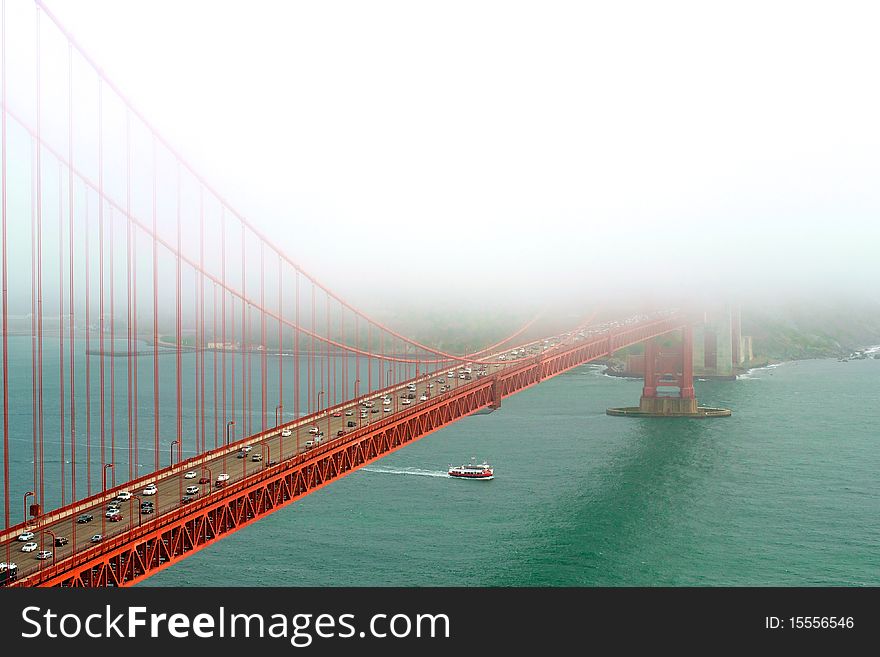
xmin=37 ymin=0 xmax=880 ymax=309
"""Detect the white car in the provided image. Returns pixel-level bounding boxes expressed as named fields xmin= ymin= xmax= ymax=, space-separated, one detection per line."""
xmin=420 ymin=395 xmax=428 ymax=401
xmin=281 ymin=428 xmax=292 ymax=437
xmin=17 ymin=532 xmax=35 ymax=542
xmin=401 ymin=399 xmax=412 ymax=405
xmin=344 ymin=410 xmax=353 ymax=416
xmin=142 ymin=484 xmax=158 ymax=495
xmin=185 ymin=485 xmax=200 ymax=495
xmin=308 ymin=426 xmax=320 ymax=435
xmin=90 ymin=534 xmax=103 ymax=543
xmin=21 ymin=542 xmax=38 ymax=553
xmin=241 ymin=445 xmax=253 ymax=453
xmin=216 ymin=473 xmax=230 ymax=482
xmin=116 ymin=491 xmax=132 ymax=501
xmin=383 ymin=406 xmax=392 ymax=412
xmin=184 ymin=471 xmax=197 ymax=479
xmin=36 ymin=550 xmax=52 ymax=560
xmin=106 ymin=508 xmax=121 ymax=518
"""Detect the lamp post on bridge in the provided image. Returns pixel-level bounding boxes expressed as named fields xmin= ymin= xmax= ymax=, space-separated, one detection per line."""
xmin=260 ymin=443 xmax=270 ymax=469
xmin=129 ymin=494 xmax=143 ymax=529
xmin=201 ymin=465 xmax=212 ymax=489
xmin=226 ymin=421 xmax=235 ymax=446
xmin=275 ymin=404 xmax=283 ymax=427
xmin=102 ymin=464 xmax=113 ymax=494
xmin=41 ymin=528 xmax=58 ymax=570
xmin=170 ymin=440 xmax=180 ymax=467
xmin=23 ymin=491 xmax=35 ymax=525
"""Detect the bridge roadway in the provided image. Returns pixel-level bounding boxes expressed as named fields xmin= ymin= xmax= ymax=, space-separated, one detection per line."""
xmin=2 ymin=311 xmax=685 ymax=585
xmin=1 ymin=331 xmax=580 ymax=583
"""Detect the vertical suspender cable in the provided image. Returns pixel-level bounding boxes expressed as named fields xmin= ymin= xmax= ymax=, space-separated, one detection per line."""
xmin=260 ymin=241 xmax=266 ymax=432
xmin=36 ymin=5 xmax=46 ymax=509
xmin=98 ymin=78 xmax=105 ymax=484
xmin=126 ymin=109 xmax=132 ymax=481
xmin=84 ymin=181 xmax=91 ymax=494
xmin=58 ymin=162 xmax=65 ymax=505
xmin=151 ymin=138 xmax=159 ymax=472
xmin=176 ymin=164 xmax=182 ymax=465
xmin=1 ymin=0 xmax=8 ymax=527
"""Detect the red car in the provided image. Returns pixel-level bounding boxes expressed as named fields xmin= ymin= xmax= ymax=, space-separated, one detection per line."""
xmin=214 ymin=481 xmax=226 ymax=488
xmin=331 ymin=411 xmax=342 ymax=418
xmin=198 ymin=477 xmax=211 ymax=484
xmin=108 ymin=514 xmax=124 ymax=522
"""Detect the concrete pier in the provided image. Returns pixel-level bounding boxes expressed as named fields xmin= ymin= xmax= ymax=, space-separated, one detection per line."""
xmin=607 ymin=325 xmax=731 ymax=418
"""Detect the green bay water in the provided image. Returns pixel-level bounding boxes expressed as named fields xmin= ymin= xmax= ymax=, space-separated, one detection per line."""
xmin=139 ymin=357 xmax=880 ymax=586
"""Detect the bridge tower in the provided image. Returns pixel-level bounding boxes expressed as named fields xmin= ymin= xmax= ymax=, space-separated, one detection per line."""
xmin=606 ymin=323 xmax=732 ymax=418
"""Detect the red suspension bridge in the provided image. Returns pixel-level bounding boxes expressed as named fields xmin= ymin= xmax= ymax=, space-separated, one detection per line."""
xmin=0 ymin=1 xmax=726 ymax=587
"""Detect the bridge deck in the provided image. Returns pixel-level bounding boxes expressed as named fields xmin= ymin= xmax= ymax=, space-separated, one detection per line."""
xmin=2 ymin=313 xmax=685 ymax=586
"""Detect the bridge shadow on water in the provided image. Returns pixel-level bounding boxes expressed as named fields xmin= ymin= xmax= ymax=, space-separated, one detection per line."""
xmin=498 ymin=412 xmax=725 ymax=586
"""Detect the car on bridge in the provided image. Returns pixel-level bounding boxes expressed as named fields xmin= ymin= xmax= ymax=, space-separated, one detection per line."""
xmin=199 ymin=476 xmax=211 ymax=484
xmin=344 ymin=410 xmax=353 ymax=416
xmin=217 ymin=473 xmax=230 ymax=482
xmin=331 ymin=411 xmax=342 ymax=417
xmin=21 ymin=542 xmax=38 ymax=553
xmin=54 ymin=537 xmax=69 ymax=547
xmin=90 ymin=534 xmax=103 ymax=543
xmin=140 ymin=507 xmax=154 ymax=515
xmin=184 ymin=471 xmax=197 ymax=479
xmin=181 ymin=496 xmax=194 ymax=504
xmin=106 ymin=509 xmax=121 ymax=518
xmin=281 ymin=428 xmax=292 ymax=437
xmin=108 ymin=514 xmax=123 ymax=522
xmin=116 ymin=491 xmax=133 ymax=500
xmin=185 ymin=485 xmax=200 ymax=495
xmin=36 ymin=550 xmax=52 ymax=560
xmin=77 ymin=514 xmax=94 ymax=524
xmin=142 ymin=484 xmax=158 ymax=495
xmin=241 ymin=445 xmax=253 ymax=453
xmin=17 ymin=532 xmax=35 ymax=542
xmin=346 ymin=421 xmax=356 ymax=427
xmin=251 ymin=454 xmax=263 ymax=462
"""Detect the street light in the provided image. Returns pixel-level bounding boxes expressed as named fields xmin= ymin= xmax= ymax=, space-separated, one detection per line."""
xmin=102 ymin=464 xmax=113 ymax=493
xmin=23 ymin=491 xmax=35 ymax=524
xmin=42 ymin=528 xmax=58 ymax=569
xmin=354 ymin=378 xmax=360 ymax=400
xmin=170 ymin=440 xmax=179 ymax=467
xmin=386 ymin=367 xmax=392 ymax=388
xmin=317 ymin=390 xmax=324 ymax=411
xmin=275 ymin=404 xmax=283 ymax=427
xmin=260 ymin=443 xmax=270 ymax=468
xmin=226 ymin=421 xmax=235 ymax=446
xmin=129 ymin=494 xmax=143 ymax=528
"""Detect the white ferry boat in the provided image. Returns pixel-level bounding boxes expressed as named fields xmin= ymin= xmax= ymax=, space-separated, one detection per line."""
xmin=448 ymin=460 xmax=494 ymax=480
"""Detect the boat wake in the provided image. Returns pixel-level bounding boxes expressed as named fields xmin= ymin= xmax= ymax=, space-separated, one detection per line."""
xmin=361 ymin=466 xmax=449 ymax=479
